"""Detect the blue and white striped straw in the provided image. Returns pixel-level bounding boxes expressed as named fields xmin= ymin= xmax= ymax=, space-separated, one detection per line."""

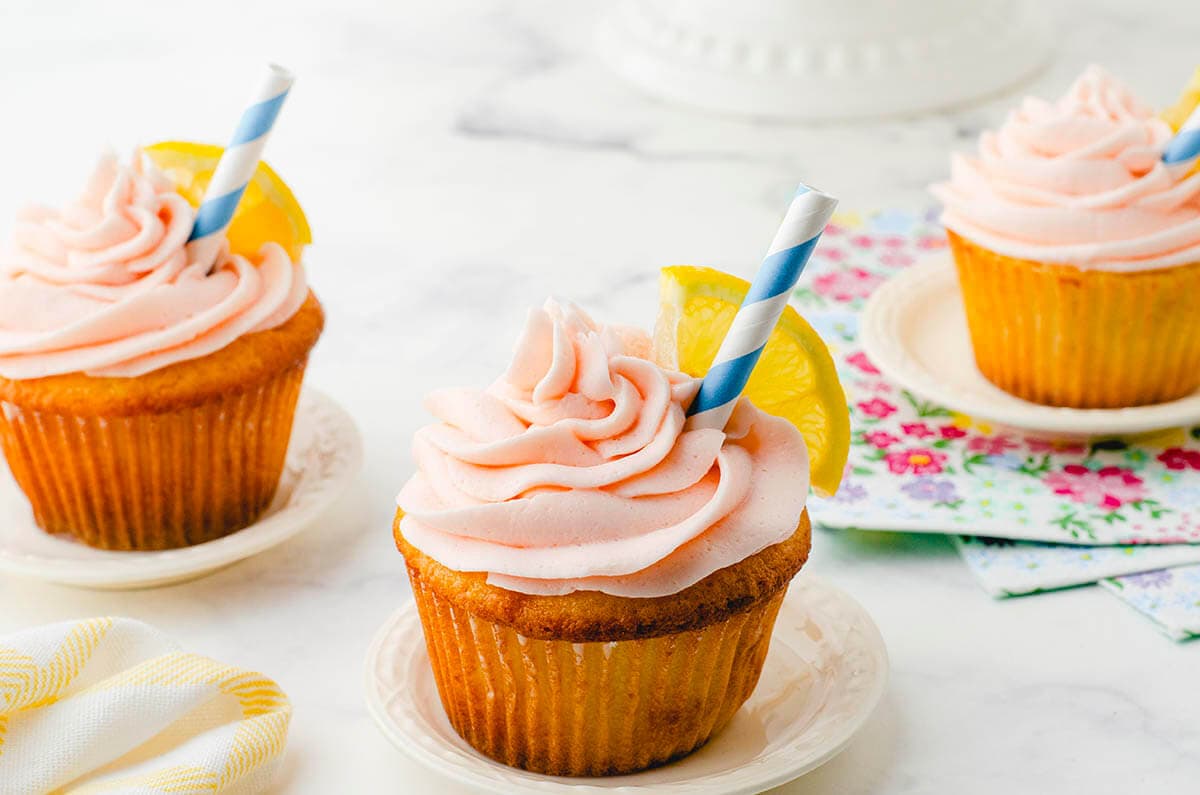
xmin=686 ymin=185 xmax=838 ymax=431
xmin=187 ymin=63 xmax=295 ymax=271
xmin=1163 ymin=103 xmax=1200 ymax=173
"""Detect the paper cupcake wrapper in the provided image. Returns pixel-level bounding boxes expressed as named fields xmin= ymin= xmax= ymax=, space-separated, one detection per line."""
xmin=406 ymin=567 xmax=786 ymax=777
xmin=949 ymin=232 xmax=1200 ymax=408
xmin=0 ymin=364 xmax=306 ymax=550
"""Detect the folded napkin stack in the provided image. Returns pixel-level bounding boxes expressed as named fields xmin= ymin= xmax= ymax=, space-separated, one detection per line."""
xmin=800 ymin=208 xmax=1200 ymax=643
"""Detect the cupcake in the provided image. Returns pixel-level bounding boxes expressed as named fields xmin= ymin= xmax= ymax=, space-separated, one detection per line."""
xmin=932 ymin=66 xmax=1200 ymax=408
xmin=0 ymin=151 xmax=322 ymax=550
xmin=394 ymin=298 xmax=819 ymax=776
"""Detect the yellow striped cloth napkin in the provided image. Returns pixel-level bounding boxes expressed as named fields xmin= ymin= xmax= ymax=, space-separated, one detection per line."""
xmin=0 ymin=617 xmax=291 ymax=794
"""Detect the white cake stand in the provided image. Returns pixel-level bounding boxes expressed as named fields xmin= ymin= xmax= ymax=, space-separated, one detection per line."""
xmin=597 ymin=0 xmax=1053 ymax=119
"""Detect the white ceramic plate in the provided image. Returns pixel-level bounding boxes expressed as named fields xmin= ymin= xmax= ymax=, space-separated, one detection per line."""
xmin=364 ymin=575 xmax=888 ymax=795
xmin=859 ymin=257 xmax=1200 ymax=436
xmin=0 ymin=389 xmax=362 ymax=589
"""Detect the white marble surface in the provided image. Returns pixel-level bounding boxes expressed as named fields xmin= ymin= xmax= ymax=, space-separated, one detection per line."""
xmin=1 ymin=1 xmax=1198 ymax=793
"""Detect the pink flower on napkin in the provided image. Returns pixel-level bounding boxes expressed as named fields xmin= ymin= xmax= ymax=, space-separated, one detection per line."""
xmin=813 ymin=268 xmax=882 ymax=301
xmin=939 ymin=425 xmax=967 ymax=440
xmin=845 ymin=351 xmax=880 ymax=375
xmin=967 ymin=435 xmax=1019 ymax=455
xmin=857 ymin=398 xmax=897 ymax=419
xmin=1043 ymin=465 xmax=1146 ymax=510
xmin=885 ymin=448 xmax=947 ymax=476
xmin=865 ymin=380 xmax=894 ymax=394
xmin=863 ymin=430 xmax=900 ymax=449
xmin=901 ymin=422 xmax=935 ymax=439
xmin=1158 ymin=448 xmax=1200 ymax=471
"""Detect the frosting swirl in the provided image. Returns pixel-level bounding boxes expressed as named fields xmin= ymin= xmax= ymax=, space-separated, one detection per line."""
xmin=396 ymin=300 xmax=809 ymax=598
xmin=0 ymin=153 xmax=308 ymax=379
xmin=932 ymin=66 xmax=1200 ymax=270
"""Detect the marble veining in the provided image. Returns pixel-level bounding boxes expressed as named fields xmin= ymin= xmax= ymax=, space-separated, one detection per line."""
xmin=0 ymin=1 xmax=1198 ymax=792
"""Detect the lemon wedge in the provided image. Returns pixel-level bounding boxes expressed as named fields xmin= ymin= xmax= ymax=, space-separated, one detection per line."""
xmin=1163 ymin=67 xmax=1200 ymax=177
xmin=143 ymin=141 xmax=311 ymax=262
xmin=656 ymin=265 xmax=851 ymax=497
xmin=1163 ymin=66 xmax=1200 ymax=132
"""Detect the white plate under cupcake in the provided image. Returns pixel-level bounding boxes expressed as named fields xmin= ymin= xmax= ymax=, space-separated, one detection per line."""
xmin=860 ymin=257 xmax=1200 ymax=437
xmin=364 ymin=574 xmax=888 ymax=795
xmin=0 ymin=389 xmax=362 ymax=589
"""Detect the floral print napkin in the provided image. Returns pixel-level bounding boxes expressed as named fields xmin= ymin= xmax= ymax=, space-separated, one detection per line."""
xmin=798 ymin=208 xmax=1200 ymax=639
xmin=1101 ymin=566 xmax=1200 ymax=641
xmin=800 ymin=211 xmax=1200 ymax=547
xmin=953 ymin=536 xmax=1200 ymax=597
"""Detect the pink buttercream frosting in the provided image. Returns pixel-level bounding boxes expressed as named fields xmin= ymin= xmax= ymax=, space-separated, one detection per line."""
xmin=0 ymin=153 xmax=309 ymax=379
xmin=396 ymin=300 xmax=810 ymax=599
xmin=932 ymin=66 xmax=1200 ymax=271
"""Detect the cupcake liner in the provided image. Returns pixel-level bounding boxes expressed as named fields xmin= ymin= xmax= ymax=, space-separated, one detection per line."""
xmin=0 ymin=363 xmax=306 ymax=550
xmin=949 ymin=232 xmax=1200 ymax=408
xmin=406 ymin=564 xmax=786 ymax=777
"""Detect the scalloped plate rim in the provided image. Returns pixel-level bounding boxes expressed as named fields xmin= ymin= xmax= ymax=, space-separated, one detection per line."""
xmin=0 ymin=388 xmax=363 ymax=589
xmin=363 ymin=575 xmax=888 ymax=795
xmin=860 ymin=257 xmax=1200 ymax=436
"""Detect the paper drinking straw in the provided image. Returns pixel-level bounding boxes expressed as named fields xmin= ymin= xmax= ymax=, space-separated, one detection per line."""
xmin=685 ymin=185 xmax=838 ymax=431
xmin=1162 ymin=103 xmax=1200 ymax=172
xmin=186 ymin=63 xmax=295 ymax=271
